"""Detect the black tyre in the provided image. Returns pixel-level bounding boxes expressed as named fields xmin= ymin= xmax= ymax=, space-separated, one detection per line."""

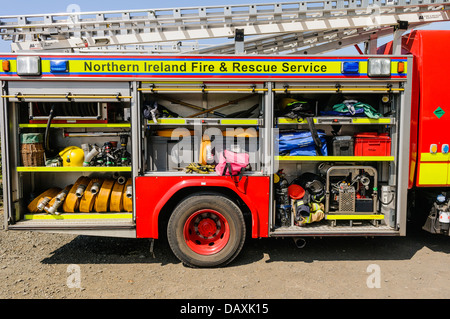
xmin=167 ymin=194 xmax=246 ymax=268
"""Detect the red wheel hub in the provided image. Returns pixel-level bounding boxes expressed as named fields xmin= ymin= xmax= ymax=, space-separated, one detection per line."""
xmin=197 ymin=218 xmax=217 ymax=238
xmin=183 ymin=209 xmax=230 ymax=255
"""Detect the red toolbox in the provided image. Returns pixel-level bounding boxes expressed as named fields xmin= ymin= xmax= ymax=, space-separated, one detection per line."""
xmin=354 ymin=132 xmax=391 ymax=156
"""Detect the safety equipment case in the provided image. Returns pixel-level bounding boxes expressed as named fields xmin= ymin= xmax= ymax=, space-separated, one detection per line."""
xmin=354 ymin=133 xmax=391 ymax=157
xmin=331 ymin=136 xmax=354 ymax=156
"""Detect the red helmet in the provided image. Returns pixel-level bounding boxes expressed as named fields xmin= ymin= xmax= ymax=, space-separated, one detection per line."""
xmin=288 ymin=184 xmax=305 ymax=200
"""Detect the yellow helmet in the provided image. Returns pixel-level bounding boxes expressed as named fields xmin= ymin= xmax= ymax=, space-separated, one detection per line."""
xmin=280 ymin=98 xmax=299 ymax=110
xmin=59 ymin=146 xmax=85 ymax=167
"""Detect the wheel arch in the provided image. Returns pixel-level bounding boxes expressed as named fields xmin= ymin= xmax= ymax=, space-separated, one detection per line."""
xmin=135 ymin=176 xmax=269 ymax=239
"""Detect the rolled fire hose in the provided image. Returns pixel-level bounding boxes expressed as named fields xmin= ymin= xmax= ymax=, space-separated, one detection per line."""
xmin=117 ymin=175 xmax=127 ymax=185
xmin=27 ymin=187 xmax=61 ymax=214
xmin=112 ymin=172 xmax=127 ymax=185
xmin=94 ymin=179 xmax=115 ymax=212
xmin=123 ymin=178 xmax=133 ymax=212
xmin=37 ymin=196 xmax=52 ymax=212
xmin=90 ymin=179 xmax=103 ymax=195
xmin=45 ymin=185 xmax=72 ymax=215
xmin=109 ymin=180 xmax=125 ymax=212
xmin=79 ymin=178 xmax=104 ymax=213
xmin=63 ymin=176 xmax=91 ymax=213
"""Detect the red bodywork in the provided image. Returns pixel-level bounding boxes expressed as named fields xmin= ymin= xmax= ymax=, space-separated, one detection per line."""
xmin=380 ymin=30 xmax=450 ymax=188
xmin=135 ymin=176 xmax=270 ymax=239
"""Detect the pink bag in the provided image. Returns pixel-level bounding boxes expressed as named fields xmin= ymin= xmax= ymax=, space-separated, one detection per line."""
xmin=215 ymin=150 xmax=250 ymax=180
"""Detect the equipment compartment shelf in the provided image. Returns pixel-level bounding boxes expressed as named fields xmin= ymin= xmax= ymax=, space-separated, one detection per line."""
xmin=277 ymin=117 xmax=395 ymax=125
xmin=19 ymin=123 xmax=131 ymax=128
xmin=146 ymin=118 xmax=261 ymax=126
xmin=275 ymin=156 xmax=394 ymax=162
xmin=271 ymin=222 xmax=398 ymax=237
xmin=17 ymin=166 xmax=132 ymax=172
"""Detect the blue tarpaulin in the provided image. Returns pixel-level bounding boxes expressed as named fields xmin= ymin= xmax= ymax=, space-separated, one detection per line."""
xmin=278 ymin=130 xmax=328 ymax=156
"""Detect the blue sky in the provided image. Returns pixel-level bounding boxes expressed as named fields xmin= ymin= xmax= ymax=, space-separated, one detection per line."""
xmin=1 ymin=0 xmax=450 ymax=54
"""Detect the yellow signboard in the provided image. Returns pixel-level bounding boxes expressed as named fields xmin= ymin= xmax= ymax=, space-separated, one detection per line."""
xmin=0 ymin=55 xmax=408 ymax=79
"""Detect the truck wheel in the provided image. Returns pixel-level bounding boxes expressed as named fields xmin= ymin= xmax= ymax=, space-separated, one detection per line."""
xmin=167 ymin=194 xmax=246 ymax=268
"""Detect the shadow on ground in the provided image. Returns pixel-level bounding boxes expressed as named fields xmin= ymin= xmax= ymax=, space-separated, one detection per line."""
xmin=41 ymin=221 xmax=450 ymax=267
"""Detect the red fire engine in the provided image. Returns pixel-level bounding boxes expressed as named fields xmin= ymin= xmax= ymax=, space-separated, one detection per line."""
xmin=0 ymin=1 xmax=449 ymax=267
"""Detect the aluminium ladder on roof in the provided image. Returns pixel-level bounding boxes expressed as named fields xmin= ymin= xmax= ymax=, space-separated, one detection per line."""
xmin=193 ymin=25 xmax=403 ymax=55
xmin=0 ymin=0 xmax=449 ymax=53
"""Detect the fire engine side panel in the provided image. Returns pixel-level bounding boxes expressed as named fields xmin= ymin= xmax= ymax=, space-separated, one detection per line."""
xmin=0 ymin=83 xmax=10 ymax=229
xmin=0 ymin=53 xmax=410 ymax=240
xmin=402 ymin=34 xmax=422 ymax=190
xmin=135 ymin=176 xmax=270 ymax=239
xmin=379 ymin=31 xmax=423 ymax=189
xmin=411 ymin=31 xmax=450 ymax=187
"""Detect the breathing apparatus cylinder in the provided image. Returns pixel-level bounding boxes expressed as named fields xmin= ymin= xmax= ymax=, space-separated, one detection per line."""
xmin=274 ymin=170 xmax=291 ymax=226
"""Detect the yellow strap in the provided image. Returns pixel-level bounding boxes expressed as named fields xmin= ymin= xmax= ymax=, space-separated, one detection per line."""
xmin=27 ymin=188 xmax=61 ymax=213
xmin=109 ymin=180 xmax=125 ymax=212
xmin=63 ymin=176 xmax=91 ymax=213
xmin=123 ymin=178 xmax=133 ymax=213
xmin=94 ymin=179 xmax=115 ymax=212
xmin=79 ymin=178 xmax=104 ymax=213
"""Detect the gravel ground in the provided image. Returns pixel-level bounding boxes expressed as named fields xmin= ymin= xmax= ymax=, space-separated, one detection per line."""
xmin=0 ymin=206 xmax=449 ymax=300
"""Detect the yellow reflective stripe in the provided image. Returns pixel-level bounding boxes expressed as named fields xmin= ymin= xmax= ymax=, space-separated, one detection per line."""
xmin=24 ymin=213 xmax=133 ymax=220
xmin=2 ymin=95 xmax=131 ymax=99
xmin=352 ymin=118 xmax=392 ymax=124
xmin=19 ymin=124 xmax=131 ymax=128
xmin=139 ymin=88 xmax=267 ymax=92
xmin=272 ymin=88 xmax=404 ymax=92
xmin=325 ymin=214 xmax=384 ymax=220
xmin=277 ymin=118 xmax=393 ymax=124
xmin=17 ymin=167 xmax=131 ymax=172
xmin=220 ymin=119 xmax=259 ymax=125
xmin=420 ymin=153 xmax=450 ymax=162
xmin=275 ymin=156 xmax=394 ymax=162
xmin=418 ymin=162 xmax=448 ymax=185
xmin=152 ymin=119 xmax=186 ymax=125
xmin=278 ymin=118 xmax=310 ymax=124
